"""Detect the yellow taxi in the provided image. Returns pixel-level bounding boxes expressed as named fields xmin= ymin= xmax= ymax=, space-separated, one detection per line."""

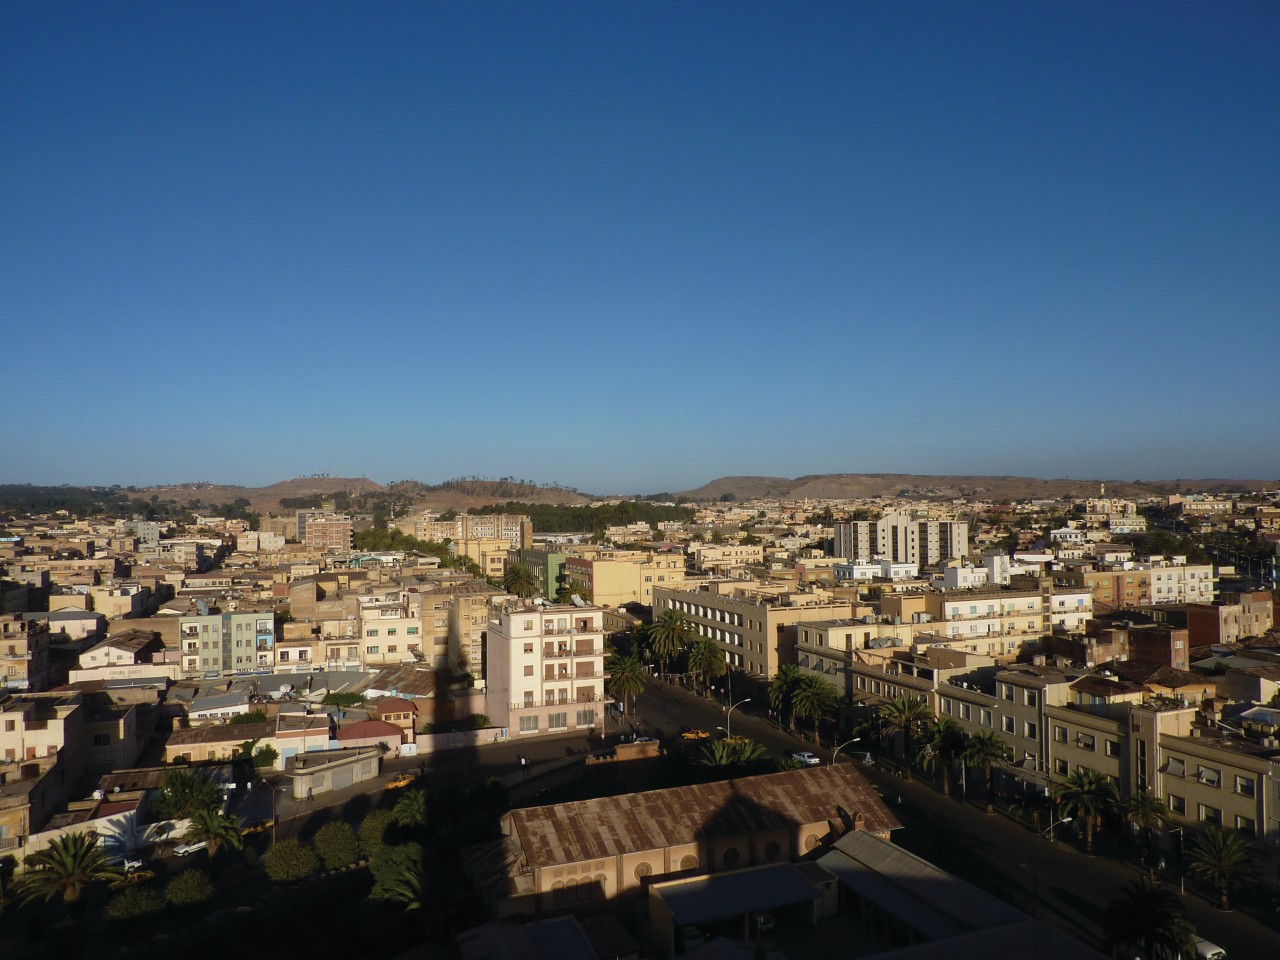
xmin=384 ymin=772 xmax=417 ymax=790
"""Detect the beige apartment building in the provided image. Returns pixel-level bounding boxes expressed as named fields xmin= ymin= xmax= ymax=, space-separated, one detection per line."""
xmin=689 ymin=543 xmax=764 ymax=576
xmin=486 ymin=604 xmax=608 ymax=739
xmin=652 ymin=583 xmax=855 ymax=678
xmin=413 ymin=512 xmax=532 ymax=549
xmin=451 ymin=537 xmax=510 ymax=580
xmin=1186 ymin=590 xmax=1275 ymax=646
xmin=563 ymin=551 xmax=687 ymax=608
xmin=2 ymin=614 xmax=53 ymax=692
xmin=924 ymin=577 xmax=1093 ymax=654
xmin=297 ymin=512 xmax=354 ymax=553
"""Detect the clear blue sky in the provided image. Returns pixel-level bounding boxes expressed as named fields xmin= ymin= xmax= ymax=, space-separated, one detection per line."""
xmin=4 ymin=2 xmax=1278 ymax=494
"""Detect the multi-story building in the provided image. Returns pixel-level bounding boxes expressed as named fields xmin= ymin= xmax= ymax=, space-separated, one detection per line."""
xmin=563 ymin=551 xmax=687 ymax=608
xmin=833 ymin=559 xmax=919 ymax=583
xmin=506 ymin=547 xmax=568 ymax=599
xmin=833 ymin=513 xmax=968 ymax=568
xmin=485 ymin=604 xmax=608 ymax=739
xmin=357 ymin=592 xmax=423 ymax=667
xmin=414 ymin=513 xmax=532 ymax=550
xmin=1 ymin=614 xmax=53 ymax=692
xmin=1185 ymin=591 xmax=1274 ymax=646
xmin=923 ymin=577 xmax=1093 ymax=650
xmin=297 ymin=511 xmax=353 ymax=554
xmin=450 ymin=537 xmax=510 ymax=580
xmin=689 ymin=543 xmax=763 ymax=576
xmin=653 ymin=583 xmax=855 ymax=678
xmin=177 ymin=610 xmax=276 ymax=677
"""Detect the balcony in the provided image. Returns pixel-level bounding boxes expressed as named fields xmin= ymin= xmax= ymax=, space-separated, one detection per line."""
xmin=0 ymin=836 xmax=22 ymax=852
xmin=542 ymin=645 xmax=603 ymax=659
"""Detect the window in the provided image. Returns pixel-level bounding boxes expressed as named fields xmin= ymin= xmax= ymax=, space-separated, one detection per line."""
xmin=366 ymin=646 xmax=379 ymax=655
xmin=387 ymin=628 xmax=397 ymax=636
xmin=1077 ymin=733 xmax=1096 ymax=752
xmin=1054 ymin=759 xmax=1069 ymax=776
xmin=1168 ymin=794 xmax=1185 ymax=815
xmin=523 ymin=620 xmax=534 ymax=630
xmin=92 ymin=734 xmax=109 ymax=747
xmin=519 ymin=716 xmax=538 ymax=733
xmin=960 ymin=703 xmax=972 ymax=721
xmin=980 ymin=709 xmax=993 ymax=728
xmin=523 ymin=665 xmax=534 ymax=677
xmin=3 ymin=720 xmax=13 ymax=733
xmin=523 ymin=643 xmax=534 ymax=654
xmin=1024 ymin=721 xmax=1038 ymax=741
xmin=1234 ymin=775 xmax=1255 ymax=798
xmin=576 ymin=709 xmax=596 ymax=727
xmin=387 ymin=645 xmax=397 ymax=653
xmin=1053 ymin=725 xmax=1067 ymax=743
xmin=941 ymin=698 xmax=953 ymax=716
xmin=1197 ymin=766 xmax=1221 ymax=788
xmin=407 ymin=627 xmax=418 ymax=635
xmin=1105 ymin=740 xmax=1120 ymax=758
xmin=1198 ymin=804 xmax=1222 ymax=826
xmin=1003 ymin=685 xmax=1015 ymax=702
xmin=1002 ymin=716 xmax=1015 ymax=734
xmin=1236 ymin=815 xmax=1256 ymax=836
xmin=1165 ymin=757 xmax=1186 ymax=778
xmin=1025 ymin=690 xmax=1038 ymax=708
xmin=365 ymin=629 xmax=378 ymax=638
xmin=548 ymin=712 xmax=567 ymax=730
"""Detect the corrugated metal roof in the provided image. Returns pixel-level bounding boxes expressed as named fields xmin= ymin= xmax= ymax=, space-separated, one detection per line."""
xmin=509 ymin=765 xmax=898 ymax=869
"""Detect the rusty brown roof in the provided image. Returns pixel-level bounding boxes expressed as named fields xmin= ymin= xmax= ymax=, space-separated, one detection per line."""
xmin=508 ymin=764 xmax=898 ymax=870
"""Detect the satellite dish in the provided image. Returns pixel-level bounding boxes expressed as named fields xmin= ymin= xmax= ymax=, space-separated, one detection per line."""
xmin=112 ymin=786 xmax=121 ymax=794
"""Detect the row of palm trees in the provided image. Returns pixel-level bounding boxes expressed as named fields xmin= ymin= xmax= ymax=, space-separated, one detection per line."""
xmin=607 ymin=609 xmax=731 ymax=712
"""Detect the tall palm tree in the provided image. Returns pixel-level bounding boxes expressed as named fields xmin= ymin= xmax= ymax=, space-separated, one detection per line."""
xmin=1125 ymin=790 xmax=1169 ymax=872
xmin=1103 ymin=878 xmax=1196 ymax=959
xmin=184 ymin=807 xmax=244 ymax=858
xmin=791 ymin=674 xmax=839 ymax=744
xmin=1187 ymin=824 xmax=1260 ymax=912
xmin=686 ymin=638 xmax=727 ymax=698
xmin=606 ymin=652 xmax=647 ymax=716
xmin=768 ymin=664 xmax=803 ymax=733
xmin=392 ymin=788 xmax=429 ymax=832
xmin=648 ymin=608 xmax=694 ymax=678
xmin=1056 ymin=768 xmax=1119 ymax=855
xmin=17 ymin=832 xmax=122 ymax=907
xmin=502 ymin=563 xmax=538 ymax=598
xmin=878 ymin=695 xmax=933 ymax=777
xmin=920 ymin=718 xmax=969 ymax=797
xmin=964 ymin=731 xmax=1011 ymax=814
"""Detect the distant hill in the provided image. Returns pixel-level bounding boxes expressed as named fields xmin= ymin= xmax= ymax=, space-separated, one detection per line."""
xmin=677 ymin=474 xmax=1277 ymax=502
xmin=146 ymin=476 xmax=384 ymax=513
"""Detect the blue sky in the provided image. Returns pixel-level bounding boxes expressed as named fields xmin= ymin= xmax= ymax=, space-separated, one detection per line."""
xmin=3 ymin=3 xmax=1278 ymax=494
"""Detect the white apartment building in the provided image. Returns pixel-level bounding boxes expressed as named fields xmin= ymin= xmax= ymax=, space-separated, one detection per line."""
xmin=485 ymin=604 xmax=608 ymax=739
xmin=925 ymin=579 xmax=1093 ymax=647
xmin=833 ymin=513 xmax=968 ymax=568
xmin=833 ymin=559 xmax=919 ymax=583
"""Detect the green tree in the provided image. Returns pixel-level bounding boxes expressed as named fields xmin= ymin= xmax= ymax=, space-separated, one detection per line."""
xmin=879 ymin=694 xmax=934 ymax=776
xmin=964 ymin=731 xmax=1011 ymax=815
xmin=1056 ymin=768 xmax=1119 ymax=855
xmin=104 ymin=884 xmax=166 ymax=920
xmin=392 ymin=789 xmax=429 ymax=833
xmin=1125 ymin=790 xmax=1170 ymax=872
xmin=263 ymin=838 xmax=319 ymax=883
xmin=252 ymin=744 xmax=279 ymax=768
xmin=791 ymin=674 xmax=839 ymax=744
xmin=369 ymin=842 xmax=424 ymax=911
xmin=313 ymin=821 xmax=360 ymax=871
xmin=359 ymin=809 xmax=395 ymax=856
xmin=17 ymin=832 xmax=122 ymax=906
xmin=1103 ymin=878 xmax=1196 ymax=959
xmin=686 ymin=638 xmax=727 ymax=698
xmin=648 ymin=608 xmax=695 ymax=677
xmin=920 ymin=718 xmax=969 ymax=797
xmin=183 ymin=807 xmax=244 ymax=859
xmin=1187 ymin=824 xmax=1260 ymax=912
xmin=149 ymin=770 xmax=222 ymax=820
xmin=229 ymin=710 xmax=269 ymax=725
xmin=502 ymin=563 xmax=538 ymax=598
xmin=606 ymin=653 xmax=647 ymax=716
xmin=699 ymin=738 xmax=769 ymax=772
xmin=164 ymin=868 xmax=213 ymax=906
xmin=768 ymin=664 xmax=803 ymax=733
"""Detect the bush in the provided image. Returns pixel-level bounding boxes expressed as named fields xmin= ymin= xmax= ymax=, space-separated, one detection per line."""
xmin=105 ymin=885 xmax=166 ymax=920
xmin=322 ymin=692 xmax=365 ymax=708
xmin=467 ymin=714 xmax=492 ymax=730
xmin=252 ymin=745 xmax=279 ymax=768
xmin=165 ymin=868 xmax=213 ymax=906
xmin=313 ymin=821 xmax=360 ymax=871
xmin=359 ymin=810 xmax=394 ymax=856
xmin=229 ymin=710 xmax=269 ymax=725
xmin=263 ymin=838 xmax=319 ymax=883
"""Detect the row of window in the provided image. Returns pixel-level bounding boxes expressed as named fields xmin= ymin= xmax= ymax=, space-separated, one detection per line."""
xmin=1167 ymin=795 xmax=1256 ymax=835
xmin=518 ymin=709 xmax=599 ymax=733
xmin=364 ymin=627 xmax=420 ymax=637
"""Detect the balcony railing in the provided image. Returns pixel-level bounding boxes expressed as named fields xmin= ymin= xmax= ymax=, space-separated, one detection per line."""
xmin=0 ymin=836 xmax=22 ymax=852
xmin=543 ymin=646 xmax=603 ymax=660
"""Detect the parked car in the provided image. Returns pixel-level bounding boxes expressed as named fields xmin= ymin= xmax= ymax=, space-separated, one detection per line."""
xmin=634 ymin=737 xmax=658 ymax=743
xmin=384 ymin=772 xmax=416 ymax=790
xmin=789 ymin=751 xmax=821 ymax=766
xmin=240 ymin=817 xmax=275 ymax=836
xmin=681 ymin=728 xmax=711 ymax=740
xmin=1194 ymin=939 xmax=1227 ymax=960
xmin=173 ymin=840 xmax=208 ymax=856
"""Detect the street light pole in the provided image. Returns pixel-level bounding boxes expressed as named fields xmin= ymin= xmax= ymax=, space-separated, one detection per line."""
xmin=1169 ymin=826 xmax=1185 ymax=895
xmin=831 ymin=737 xmax=862 ymax=766
xmin=725 ymin=698 xmax=751 ymax=738
xmin=1042 ymin=815 xmax=1072 ymax=842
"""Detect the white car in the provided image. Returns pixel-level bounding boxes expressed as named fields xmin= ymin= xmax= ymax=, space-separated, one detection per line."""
xmin=173 ymin=840 xmax=208 ymax=856
xmin=789 ymin=751 xmax=821 ymax=766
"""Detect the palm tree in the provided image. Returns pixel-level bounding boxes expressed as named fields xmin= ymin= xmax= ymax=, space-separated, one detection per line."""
xmin=392 ymin=788 xmax=429 ymax=832
xmin=1056 ymin=768 xmax=1119 ymax=855
xmin=1187 ymin=824 xmax=1260 ymax=912
xmin=606 ymin=653 xmax=647 ymax=716
xmin=964 ymin=731 xmax=1011 ymax=814
xmin=699 ymin=738 xmax=768 ymax=772
xmin=17 ymin=832 xmax=122 ymax=907
xmin=791 ymin=674 xmax=839 ymax=744
xmin=878 ymin=695 xmax=933 ymax=777
xmin=768 ymin=664 xmax=803 ymax=733
xmin=686 ymin=638 xmax=727 ymax=698
xmin=184 ymin=807 xmax=243 ymax=858
xmin=555 ymin=580 xmax=590 ymax=604
xmin=502 ymin=563 xmax=538 ymax=598
xmin=648 ymin=608 xmax=694 ymax=678
xmin=920 ymin=718 xmax=968 ymax=797
xmin=1125 ymin=790 xmax=1169 ymax=872
xmin=369 ymin=842 xmax=425 ymax=911
xmin=1103 ymin=878 xmax=1197 ymax=959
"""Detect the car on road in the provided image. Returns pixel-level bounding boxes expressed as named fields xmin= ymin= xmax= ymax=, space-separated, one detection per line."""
xmin=681 ymin=728 xmax=711 ymax=740
xmin=384 ymin=772 xmax=417 ymax=790
xmin=634 ymin=736 xmax=658 ymax=743
xmin=1194 ymin=938 xmax=1227 ymax=960
xmin=173 ymin=840 xmax=208 ymax=856
xmin=789 ymin=751 xmax=821 ymax=766
xmin=240 ymin=817 xmax=275 ymax=836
